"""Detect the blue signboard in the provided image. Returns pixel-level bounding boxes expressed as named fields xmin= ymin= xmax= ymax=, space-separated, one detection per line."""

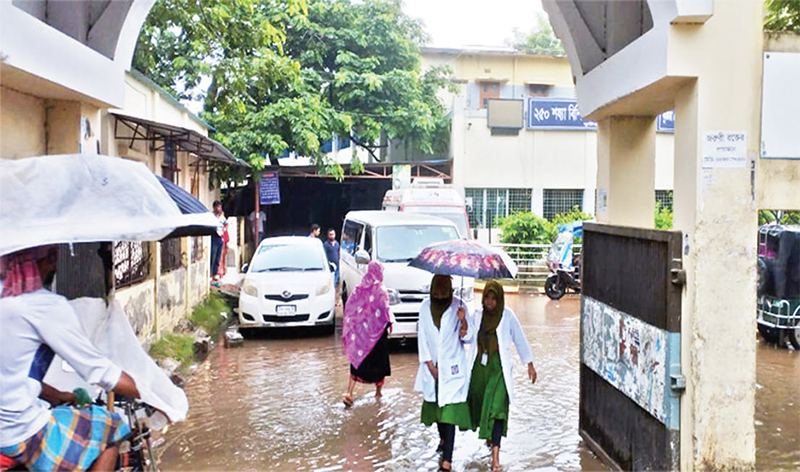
xmin=657 ymin=110 xmax=675 ymax=133
xmin=527 ymin=98 xmax=597 ymax=130
xmin=259 ymin=172 xmax=281 ymax=205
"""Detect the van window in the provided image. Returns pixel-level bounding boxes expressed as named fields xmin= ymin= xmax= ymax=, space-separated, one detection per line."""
xmin=364 ymin=225 xmax=373 ymax=255
xmin=375 ymin=225 xmax=459 ymax=263
xmin=402 ymin=206 xmax=469 ymax=239
xmin=342 ymin=220 xmax=363 ymax=255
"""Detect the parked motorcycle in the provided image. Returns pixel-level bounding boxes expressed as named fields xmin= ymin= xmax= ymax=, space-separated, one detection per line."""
xmin=544 ymin=221 xmax=585 ymax=300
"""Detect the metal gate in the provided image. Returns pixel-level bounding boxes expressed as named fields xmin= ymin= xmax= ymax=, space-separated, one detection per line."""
xmin=580 ymin=223 xmax=684 ymax=470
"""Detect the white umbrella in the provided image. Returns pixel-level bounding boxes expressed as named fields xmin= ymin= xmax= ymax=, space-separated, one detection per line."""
xmin=0 ymin=154 xmax=220 ymax=257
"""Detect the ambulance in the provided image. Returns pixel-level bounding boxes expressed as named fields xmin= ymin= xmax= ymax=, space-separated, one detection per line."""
xmin=381 ymin=178 xmax=471 ymax=239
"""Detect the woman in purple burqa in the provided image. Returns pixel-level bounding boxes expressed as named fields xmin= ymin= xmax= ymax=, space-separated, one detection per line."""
xmin=342 ymin=261 xmax=392 ymax=407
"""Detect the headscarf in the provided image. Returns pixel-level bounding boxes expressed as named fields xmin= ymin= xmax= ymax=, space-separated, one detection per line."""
xmin=342 ymin=261 xmax=391 ymax=369
xmin=478 ymin=281 xmax=505 ymax=355
xmin=0 ymin=246 xmax=56 ymax=298
xmin=429 ymin=274 xmax=453 ymax=329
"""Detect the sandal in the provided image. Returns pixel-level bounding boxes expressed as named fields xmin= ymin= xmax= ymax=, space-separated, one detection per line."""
xmin=343 ymin=394 xmax=353 ymax=408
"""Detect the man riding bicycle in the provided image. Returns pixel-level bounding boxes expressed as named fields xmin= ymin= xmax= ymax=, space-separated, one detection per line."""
xmin=0 ymin=245 xmax=141 ymax=471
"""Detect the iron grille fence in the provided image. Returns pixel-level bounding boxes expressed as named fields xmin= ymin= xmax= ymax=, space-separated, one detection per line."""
xmin=160 ymin=238 xmax=183 ymax=273
xmin=656 ymin=190 xmax=673 ymax=211
xmin=114 ymin=241 xmax=150 ymax=288
xmin=492 ymin=243 xmax=581 ymax=284
xmin=466 ymin=188 xmax=534 ymax=228
xmin=543 ymin=189 xmax=584 ymax=220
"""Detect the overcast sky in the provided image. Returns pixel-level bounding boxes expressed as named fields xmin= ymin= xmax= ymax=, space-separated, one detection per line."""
xmin=402 ymin=0 xmax=546 ymax=48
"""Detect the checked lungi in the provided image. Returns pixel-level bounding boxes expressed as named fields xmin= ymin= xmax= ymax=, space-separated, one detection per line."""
xmin=0 ymin=405 xmax=130 ymax=471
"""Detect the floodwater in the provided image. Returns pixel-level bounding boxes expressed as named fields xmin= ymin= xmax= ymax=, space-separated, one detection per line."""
xmin=157 ymin=294 xmax=800 ymax=471
xmin=158 ymin=294 xmax=606 ymax=471
xmin=755 ymin=337 xmax=800 ymax=471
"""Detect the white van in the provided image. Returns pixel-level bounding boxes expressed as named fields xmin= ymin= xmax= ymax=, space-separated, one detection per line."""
xmin=382 ymin=178 xmax=471 ymax=239
xmin=340 ymin=211 xmax=475 ymax=339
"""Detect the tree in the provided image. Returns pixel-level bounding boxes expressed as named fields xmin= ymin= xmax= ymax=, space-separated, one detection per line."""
xmin=507 ymin=13 xmax=564 ymax=55
xmin=133 ymin=0 xmax=452 ymax=180
xmin=765 ymin=0 xmax=800 ymax=33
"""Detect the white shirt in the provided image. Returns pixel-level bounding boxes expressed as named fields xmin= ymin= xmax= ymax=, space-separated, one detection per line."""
xmin=470 ymin=306 xmax=535 ymax=406
xmin=414 ymin=296 xmax=476 ymax=406
xmin=0 ymin=290 xmax=122 ymax=447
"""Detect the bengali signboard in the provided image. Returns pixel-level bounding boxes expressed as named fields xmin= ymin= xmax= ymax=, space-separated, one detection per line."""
xmin=259 ymin=172 xmax=281 ymax=205
xmin=657 ymin=110 xmax=675 ymax=133
xmin=526 ymin=98 xmax=597 ymax=130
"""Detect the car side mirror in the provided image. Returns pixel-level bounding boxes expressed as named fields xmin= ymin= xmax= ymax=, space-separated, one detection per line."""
xmin=241 ymin=263 xmax=249 ymax=273
xmin=355 ymin=249 xmax=370 ymax=265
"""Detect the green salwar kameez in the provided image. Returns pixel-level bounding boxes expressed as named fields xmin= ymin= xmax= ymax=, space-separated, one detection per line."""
xmin=467 ymin=350 xmax=509 ymax=439
xmin=420 ymin=389 xmax=472 ymax=430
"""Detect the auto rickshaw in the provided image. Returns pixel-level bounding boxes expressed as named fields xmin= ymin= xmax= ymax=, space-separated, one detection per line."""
xmin=757 ymin=224 xmax=800 ymax=349
xmin=544 ymin=221 xmax=585 ymax=300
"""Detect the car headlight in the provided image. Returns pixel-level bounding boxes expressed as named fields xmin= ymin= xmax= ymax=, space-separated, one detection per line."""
xmin=316 ymin=278 xmax=332 ymax=296
xmin=387 ymin=288 xmax=401 ymax=305
xmin=242 ymin=279 xmax=258 ymax=297
xmin=455 ymin=285 xmax=474 ymax=302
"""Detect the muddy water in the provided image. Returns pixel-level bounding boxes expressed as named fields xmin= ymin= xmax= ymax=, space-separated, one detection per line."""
xmin=158 ymin=294 xmax=606 ymax=471
xmin=755 ymin=338 xmax=800 ymax=471
xmin=157 ymin=294 xmax=799 ymax=471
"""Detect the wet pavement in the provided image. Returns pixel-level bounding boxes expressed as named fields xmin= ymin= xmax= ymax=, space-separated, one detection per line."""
xmin=157 ymin=293 xmax=799 ymax=471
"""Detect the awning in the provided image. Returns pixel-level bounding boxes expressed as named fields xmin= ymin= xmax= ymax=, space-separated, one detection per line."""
xmin=111 ymin=112 xmax=250 ymax=168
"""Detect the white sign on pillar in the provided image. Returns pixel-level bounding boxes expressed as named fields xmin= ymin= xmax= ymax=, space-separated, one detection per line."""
xmin=702 ymin=131 xmax=747 ymax=169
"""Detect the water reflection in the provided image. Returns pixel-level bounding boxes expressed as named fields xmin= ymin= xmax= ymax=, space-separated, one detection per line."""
xmin=158 ymin=294 xmax=799 ymax=471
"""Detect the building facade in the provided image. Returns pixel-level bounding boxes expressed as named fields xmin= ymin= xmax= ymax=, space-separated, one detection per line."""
xmin=421 ymin=46 xmax=675 ymax=233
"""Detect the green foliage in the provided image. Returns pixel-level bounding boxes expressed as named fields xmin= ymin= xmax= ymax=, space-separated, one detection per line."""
xmin=759 ymin=210 xmax=800 ymax=225
xmin=765 ymin=0 xmax=800 ymax=33
xmin=190 ymin=292 xmax=231 ymax=336
xmin=498 ymin=207 xmax=593 ymax=244
xmin=498 ymin=212 xmax=553 ymax=244
xmin=507 ymin=13 xmax=564 ymax=55
xmin=133 ymin=0 xmax=452 ymax=181
xmin=149 ymin=333 xmax=195 ymax=366
xmin=655 ymin=201 xmax=673 ymax=230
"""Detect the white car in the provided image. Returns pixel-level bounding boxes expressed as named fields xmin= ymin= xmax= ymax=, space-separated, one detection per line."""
xmin=238 ymin=236 xmax=336 ymax=333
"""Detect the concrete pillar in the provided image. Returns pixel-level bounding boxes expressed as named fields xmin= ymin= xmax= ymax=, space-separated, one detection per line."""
xmin=595 ymin=116 xmax=656 ymax=228
xmin=673 ymin=51 xmax=760 ymax=472
xmin=532 ymin=188 xmax=544 ymax=218
xmin=45 ymin=100 xmax=81 ymax=155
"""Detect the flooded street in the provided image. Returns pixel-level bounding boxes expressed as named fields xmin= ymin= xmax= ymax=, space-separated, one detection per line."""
xmin=158 ymin=293 xmax=799 ymax=471
xmin=756 ymin=338 xmax=800 ymax=471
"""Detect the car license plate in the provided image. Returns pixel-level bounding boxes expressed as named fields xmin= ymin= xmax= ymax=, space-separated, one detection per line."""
xmin=276 ymin=305 xmax=296 ymax=316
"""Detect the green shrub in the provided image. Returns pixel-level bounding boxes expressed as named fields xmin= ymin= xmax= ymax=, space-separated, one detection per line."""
xmin=498 ymin=212 xmax=552 ymax=244
xmin=655 ymin=201 xmax=673 ymax=229
xmin=190 ymin=292 xmax=231 ymax=336
xmin=149 ymin=333 xmax=194 ymax=366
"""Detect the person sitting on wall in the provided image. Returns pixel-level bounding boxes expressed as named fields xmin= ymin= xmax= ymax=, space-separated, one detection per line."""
xmin=0 ymin=245 xmax=142 ymax=471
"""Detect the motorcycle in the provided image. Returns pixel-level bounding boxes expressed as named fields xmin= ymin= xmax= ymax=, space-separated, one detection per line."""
xmin=544 ymin=221 xmax=585 ymax=300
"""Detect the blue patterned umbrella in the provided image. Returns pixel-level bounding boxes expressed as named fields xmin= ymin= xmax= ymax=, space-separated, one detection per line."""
xmin=408 ymin=239 xmax=518 ymax=279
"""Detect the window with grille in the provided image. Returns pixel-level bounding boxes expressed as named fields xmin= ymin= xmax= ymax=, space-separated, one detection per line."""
xmin=191 ymin=236 xmax=204 ymax=263
xmin=479 ymin=82 xmax=500 ymax=109
xmin=466 ymin=188 xmax=533 ymax=228
xmin=114 ymin=241 xmax=150 ymax=288
xmin=655 ymin=190 xmax=673 ymax=212
xmin=543 ymin=189 xmax=584 ymax=220
xmin=160 ymin=238 xmax=183 ymax=273
xmin=161 ymin=139 xmax=179 ymax=183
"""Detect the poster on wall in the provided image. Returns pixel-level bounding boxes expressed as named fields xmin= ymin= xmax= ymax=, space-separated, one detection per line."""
xmin=702 ymin=131 xmax=747 ymax=169
xmin=259 ymin=172 xmax=281 ymax=205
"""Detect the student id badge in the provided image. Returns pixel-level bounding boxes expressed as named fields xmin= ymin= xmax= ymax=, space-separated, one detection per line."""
xmin=481 ymin=353 xmax=488 ymax=366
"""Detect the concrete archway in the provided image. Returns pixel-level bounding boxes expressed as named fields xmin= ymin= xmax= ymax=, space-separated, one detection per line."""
xmin=544 ymin=1 xmax=761 ymax=470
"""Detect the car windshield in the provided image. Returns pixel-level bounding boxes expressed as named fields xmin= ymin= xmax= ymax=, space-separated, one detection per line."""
xmin=249 ymin=243 xmax=326 ymax=272
xmin=403 ymin=206 xmax=469 ymax=239
xmin=376 ymin=225 xmax=460 ymax=263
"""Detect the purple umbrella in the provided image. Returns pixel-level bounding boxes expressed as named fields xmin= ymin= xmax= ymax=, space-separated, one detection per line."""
xmin=408 ymin=239 xmax=518 ymax=279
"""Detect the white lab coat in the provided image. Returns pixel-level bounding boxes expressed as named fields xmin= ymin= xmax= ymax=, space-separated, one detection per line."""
xmin=414 ymin=296 xmax=476 ymax=406
xmin=470 ymin=306 xmax=534 ymax=406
